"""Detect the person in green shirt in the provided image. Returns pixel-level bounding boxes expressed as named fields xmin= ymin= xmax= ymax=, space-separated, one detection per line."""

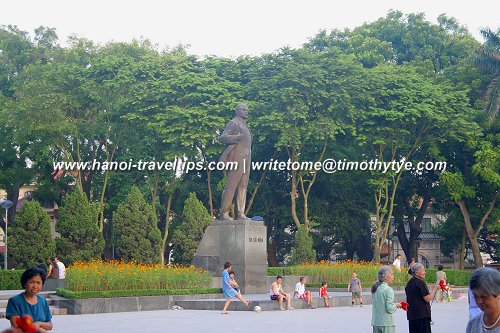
xmin=371 ymin=266 xmax=403 ymax=333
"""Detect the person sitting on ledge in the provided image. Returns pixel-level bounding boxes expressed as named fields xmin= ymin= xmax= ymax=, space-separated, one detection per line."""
xmin=270 ymin=276 xmax=293 ymax=310
xmin=294 ymin=277 xmax=316 ymax=309
xmin=319 ymin=282 xmax=333 ymax=307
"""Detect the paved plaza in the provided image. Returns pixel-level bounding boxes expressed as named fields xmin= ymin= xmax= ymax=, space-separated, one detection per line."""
xmin=0 ymin=297 xmax=469 ymax=333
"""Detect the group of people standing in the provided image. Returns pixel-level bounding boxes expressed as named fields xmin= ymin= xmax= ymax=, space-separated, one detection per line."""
xmin=371 ymin=263 xmax=500 ymax=333
xmin=35 ymin=257 xmax=66 ymax=280
xmin=221 ymin=259 xmax=500 ymax=333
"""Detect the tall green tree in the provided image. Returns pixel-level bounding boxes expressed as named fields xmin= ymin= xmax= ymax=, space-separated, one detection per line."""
xmin=359 ymin=64 xmax=476 ymax=263
xmin=247 ymin=48 xmax=365 ymax=262
xmin=113 ymin=186 xmax=162 ymax=264
xmin=171 ymin=192 xmax=211 ymax=263
xmin=473 ymin=28 xmax=500 ymax=122
xmin=56 ymin=189 xmax=104 ymax=264
xmin=441 ymin=137 xmax=499 ymax=268
xmin=0 ymin=25 xmax=59 ymax=226
xmin=9 ymin=200 xmax=55 ymax=268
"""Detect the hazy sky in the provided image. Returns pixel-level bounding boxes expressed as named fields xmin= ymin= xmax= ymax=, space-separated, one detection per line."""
xmin=1 ymin=0 xmax=498 ymax=57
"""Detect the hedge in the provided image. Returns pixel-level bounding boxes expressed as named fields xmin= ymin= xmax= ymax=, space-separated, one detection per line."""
xmin=0 ymin=270 xmax=24 ymax=290
xmin=56 ymin=287 xmax=222 ymax=299
xmin=268 ymin=266 xmax=473 ymax=286
xmin=424 ymin=269 xmax=472 ymax=286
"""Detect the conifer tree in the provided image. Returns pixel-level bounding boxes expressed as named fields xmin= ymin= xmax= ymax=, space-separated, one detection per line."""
xmin=113 ymin=186 xmax=162 ymax=264
xmin=9 ymin=200 xmax=55 ymax=268
xmin=172 ymin=193 xmax=211 ymax=263
xmin=56 ymin=189 xmax=104 ymax=264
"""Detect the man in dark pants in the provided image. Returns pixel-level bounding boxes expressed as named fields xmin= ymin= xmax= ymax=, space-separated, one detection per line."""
xmin=218 ymin=104 xmax=252 ymax=220
xmin=405 ymin=263 xmax=441 ymax=333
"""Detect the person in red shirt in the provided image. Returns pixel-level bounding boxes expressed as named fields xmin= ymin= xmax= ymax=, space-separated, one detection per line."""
xmin=319 ymin=282 xmax=333 ymax=307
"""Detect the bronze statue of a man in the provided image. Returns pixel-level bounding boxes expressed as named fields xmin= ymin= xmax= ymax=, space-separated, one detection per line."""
xmin=219 ymin=104 xmax=252 ymax=220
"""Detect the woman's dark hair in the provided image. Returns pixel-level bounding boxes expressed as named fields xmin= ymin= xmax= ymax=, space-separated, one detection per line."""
xmin=371 ymin=266 xmax=392 ymax=294
xmin=470 ymin=267 xmax=500 ymax=297
xmin=21 ymin=267 xmax=46 ymax=288
xmin=224 ymin=261 xmax=231 ymax=269
xmin=437 ymin=265 xmax=444 ymax=271
xmin=228 ymin=270 xmax=235 ymax=276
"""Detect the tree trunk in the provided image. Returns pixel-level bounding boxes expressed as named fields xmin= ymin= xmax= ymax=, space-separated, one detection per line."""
xmin=267 ymin=238 xmax=279 ymax=267
xmin=98 ymin=145 xmax=117 ymax=233
xmin=290 ymin=152 xmax=301 ymax=229
xmin=0 ymin=182 xmax=24 ymax=236
xmin=245 ymin=150 xmax=278 ymax=215
xmin=460 ymin=228 xmax=466 ymax=270
xmin=457 ymin=200 xmax=483 ymax=268
xmin=207 ymin=169 xmax=214 ymax=218
xmin=373 ymin=242 xmax=381 ymax=264
xmin=346 ymin=241 xmax=356 ymax=260
xmin=160 ymin=191 xmax=174 ymax=266
xmin=6 ymin=183 xmax=21 ymax=225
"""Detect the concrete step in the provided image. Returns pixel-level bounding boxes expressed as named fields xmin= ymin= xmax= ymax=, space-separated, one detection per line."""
xmin=175 ymin=292 xmax=408 ymax=311
xmin=0 ymin=298 xmax=55 ymax=308
xmin=175 ymin=289 xmax=469 ymax=311
xmin=0 ymin=305 xmax=67 ymax=318
xmin=0 ymin=292 xmax=68 ymax=317
xmin=0 ymin=291 xmax=55 ymax=301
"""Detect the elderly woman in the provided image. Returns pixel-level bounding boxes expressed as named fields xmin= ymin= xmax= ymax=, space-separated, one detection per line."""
xmin=5 ymin=267 xmax=53 ymax=333
xmin=371 ymin=266 xmax=403 ymax=333
xmin=405 ymin=263 xmax=440 ymax=333
xmin=466 ymin=268 xmax=500 ymax=332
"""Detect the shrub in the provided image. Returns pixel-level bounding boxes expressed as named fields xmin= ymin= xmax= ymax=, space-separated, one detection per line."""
xmin=9 ymin=200 xmax=55 ymax=268
xmin=425 ymin=269 xmax=472 ymax=286
xmin=56 ymin=189 xmax=104 ymax=264
xmin=113 ymin=186 xmax=162 ymax=264
xmin=268 ymin=263 xmax=473 ymax=286
xmin=290 ymin=225 xmax=316 ymax=264
xmin=0 ymin=270 xmax=24 ymax=290
xmin=172 ymin=193 xmax=211 ymax=263
xmin=269 ymin=261 xmax=410 ymax=286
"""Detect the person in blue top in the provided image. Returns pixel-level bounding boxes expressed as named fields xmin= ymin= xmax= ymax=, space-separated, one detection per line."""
xmin=221 ymin=262 xmax=250 ymax=314
xmin=6 ymin=267 xmax=53 ymax=332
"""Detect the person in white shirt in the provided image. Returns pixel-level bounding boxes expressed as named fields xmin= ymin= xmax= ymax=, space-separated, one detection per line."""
xmin=294 ymin=277 xmax=316 ymax=309
xmin=392 ymin=254 xmax=402 ymax=271
xmin=55 ymin=258 xmax=66 ymax=279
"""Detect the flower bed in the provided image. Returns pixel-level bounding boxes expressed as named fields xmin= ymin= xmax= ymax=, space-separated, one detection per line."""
xmin=65 ymin=259 xmax=213 ymax=292
xmin=268 ymin=261 xmax=472 ymax=286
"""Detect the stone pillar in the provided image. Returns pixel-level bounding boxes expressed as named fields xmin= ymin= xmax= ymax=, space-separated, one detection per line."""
xmin=192 ymin=219 xmax=267 ymax=294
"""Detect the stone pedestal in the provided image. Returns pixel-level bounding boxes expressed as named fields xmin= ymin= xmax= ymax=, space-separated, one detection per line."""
xmin=192 ymin=219 xmax=267 ymax=294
